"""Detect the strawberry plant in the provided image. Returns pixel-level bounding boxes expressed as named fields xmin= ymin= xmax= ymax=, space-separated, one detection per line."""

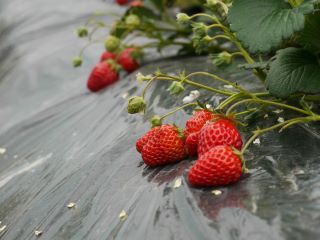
xmin=127 ymin=0 xmax=320 ymax=187
xmin=75 ymin=0 xmax=320 ymax=187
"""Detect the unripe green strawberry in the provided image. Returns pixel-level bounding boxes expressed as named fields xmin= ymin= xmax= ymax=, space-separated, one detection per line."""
xmin=125 ymin=14 xmax=141 ymax=28
xmin=188 ymin=145 xmax=242 ymax=187
xmin=104 ymin=35 xmax=120 ymax=52
xmin=127 ymin=96 xmax=146 ymax=114
xmin=77 ymin=26 xmax=88 ymax=38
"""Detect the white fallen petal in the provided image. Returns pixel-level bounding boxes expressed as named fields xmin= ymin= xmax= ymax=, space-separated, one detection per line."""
xmin=273 ymin=109 xmax=283 ymax=114
xmin=67 ymin=202 xmax=76 ymax=209
xmin=173 ymin=178 xmax=182 ymax=189
xmin=223 ymin=85 xmax=233 ymax=89
xmin=121 ymin=92 xmax=129 ymax=99
xmin=211 ymin=190 xmax=222 ymax=196
xmin=253 ymin=138 xmax=261 ymax=145
xmin=34 ymin=230 xmax=43 ymax=236
xmin=190 ymin=90 xmax=200 ymax=99
xmin=0 ymin=225 xmax=7 ymax=233
xmin=277 ymin=117 xmax=285 ymax=123
xmin=119 ymin=210 xmax=128 ymax=221
xmin=206 ymin=104 xmax=212 ymax=109
xmin=182 ymin=96 xmax=194 ymax=104
xmin=0 ymin=148 xmax=6 ymax=154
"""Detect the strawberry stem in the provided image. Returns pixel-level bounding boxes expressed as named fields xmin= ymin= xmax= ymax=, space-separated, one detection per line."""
xmin=160 ymin=102 xmax=199 ymax=120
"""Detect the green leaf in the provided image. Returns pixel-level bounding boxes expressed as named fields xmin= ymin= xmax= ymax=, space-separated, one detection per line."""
xmin=297 ymin=11 xmax=320 ymax=51
xmin=228 ymin=0 xmax=314 ymax=53
xmin=266 ymin=47 xmax=320 ymax=98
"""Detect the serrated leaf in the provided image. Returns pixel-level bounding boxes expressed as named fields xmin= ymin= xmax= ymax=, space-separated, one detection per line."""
xmin=228 ymin=0 xmax=314 ymax=53
xmin=266 ymin=47 xmax=320 ymax=98
xmin=297 ymin=11 xmax=320 ymax=51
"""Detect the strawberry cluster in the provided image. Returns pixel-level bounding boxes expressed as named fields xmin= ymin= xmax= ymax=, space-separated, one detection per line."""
xmin=87 ymin=47 xmax=140 ymax=92
xmin=136 ymin=109 xmax=244 ymax=187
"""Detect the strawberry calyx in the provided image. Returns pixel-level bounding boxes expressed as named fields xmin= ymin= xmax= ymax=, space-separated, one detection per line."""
xmin=105 ymin=59 xmax=121 ymax=72
xmin=231 ymin=146 xmax=247 ymax=173
xmin=150 ymin=115 xmax=162 ymax=127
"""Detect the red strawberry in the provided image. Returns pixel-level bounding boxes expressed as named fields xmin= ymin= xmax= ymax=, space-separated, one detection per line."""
xmin=188 ymin=145 xmax=242 ymax=187
xmin=136 ymin=126 xmax=160 ymax=153
xmin=141 ymin=125 xmax=187 ymax=167
xmin=184 ymin=110 xmax=215 ymax=137
xmin=118 ymin=48 xmax=140 ymax=73
xmin=130 ymin=0 xmax=143 ymax=7
xmin=100 ymin=51 xmax=116 ymax=62
xmin=184 ymin=110 xmax=215 ymax=156
xmin=87 ymin=62 xmax=119 ymax=92
xmin=116 ymin=0 xmax=128 ymax=5
xmin=198 ymin=119 xmax=242 ymax=156
xmin=185 ymin=132 xmax=199 ymax=157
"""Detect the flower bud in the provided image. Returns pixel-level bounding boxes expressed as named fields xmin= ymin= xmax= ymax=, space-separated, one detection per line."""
xmin=77 ymin=26 xmax=88 ymax=38
xmin=176 ymin=13 xmax=190 ymax=24
xmin=72 ymin=56 xmax=82 ymax=67
xmin=127 ymin=96 xmax=146 ymax=114
xmin=167 ymin=82 xmax=185 ymax=95
xmin=104 ymin=35 xmax=121 ymax=52
xmin=136 ymin=72 xmax=152 ymax=83
xmin=212 ymin=51 xmax=232 ymax=66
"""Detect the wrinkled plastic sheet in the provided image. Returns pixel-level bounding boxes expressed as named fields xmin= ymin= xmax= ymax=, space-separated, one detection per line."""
xmin=1 ymin=0 xmax=320 ymax=239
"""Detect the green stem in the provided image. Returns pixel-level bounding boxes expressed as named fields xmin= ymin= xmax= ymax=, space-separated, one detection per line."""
xmin=189 ymin=13 xmax=220 ymax=23
xmin=208 ymin=35 xmax=231 ymax=42
xmin=226 ymin=98 xmax=310 ymax=116
xmin=141 ymin=77 xmax=158 ymax=99
xmin=185 ymin=71 xmax=251 ymax=95
xmin=241 ymin=115 xmax=320 ymax=154
xmin=160 ymin=103 xmax=198 ymax=120
xmin=79 ymin=39 xmax=104 ymax=57
xmin=156 ymin=75 xmax=234 ymax=96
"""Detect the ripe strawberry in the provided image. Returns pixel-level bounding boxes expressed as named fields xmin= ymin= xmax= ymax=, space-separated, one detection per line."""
xmin=87 ymin=61 xmax=119 ymax=92
xmin=141 ymin=125 xmax=187 ymax=167
xmin=198 ymin=119 xmax=242 ymax=156
xmin=184 ymin=110 xmax=215 ymax=156
xmin=136 ymin=126 xmax=160 ymax=153
xmin=118 ymin=48 xmax=140 ymax=73
xmin=185 ymin=132 xmax=199 ymax=157
xmin=100 ymin=51 xmax=116 ymax=62
xmin=184 ymin=110 xmax=215 ymax=137
xmin=130 ymin=0 xmax=143 ymax=7
xmin=116 ymin=0 xmax=128 ymax=5
xmin=188 ymin=146 xmax=242 ymax=187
